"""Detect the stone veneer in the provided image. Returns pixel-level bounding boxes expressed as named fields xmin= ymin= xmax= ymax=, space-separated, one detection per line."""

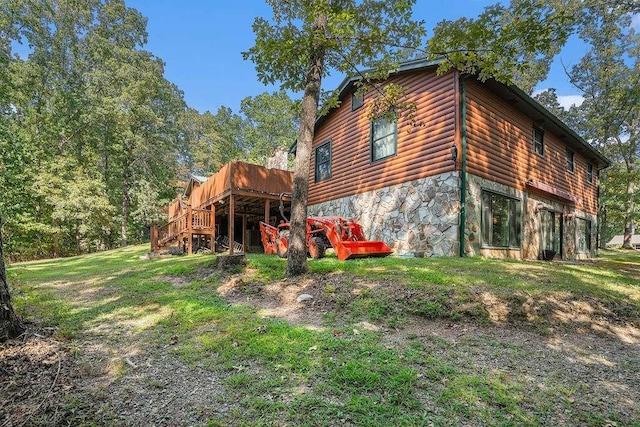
xmin=308 ymin=172 xmax=461 ymax=256
xmin=465 ymin=174 xmax=598 ymax=260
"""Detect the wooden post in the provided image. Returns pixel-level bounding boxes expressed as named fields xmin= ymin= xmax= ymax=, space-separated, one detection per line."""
xmin=210 ymin=204 xmax=216 ymax=252
xmin=187 ymin=205 xmax=193 ymax=255
xmin=150 ymin=226 xmax=158 ymax=252
xmin=264 ymin=199 xmax=270 ymax=224
xmin=242 ymin=214 xmax=247 ymax=252
xmin=228 ymin=195 xmax=235 ymax=255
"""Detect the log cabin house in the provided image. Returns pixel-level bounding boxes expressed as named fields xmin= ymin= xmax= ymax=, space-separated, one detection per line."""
xmin=151 ymin=161 xmax=293 ymax=254
xmin=303 ymin=59 xmax=610 ymax=260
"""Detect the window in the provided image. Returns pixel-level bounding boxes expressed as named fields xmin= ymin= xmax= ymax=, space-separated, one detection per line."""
xmin=534 ymin=127 xmax=544 ymax=156
xmin=351 ymin=92 xmax=364 ymax=111
xmin=481 ymin=191 xmax=522 ymax=248
xmin=314 ymin=141 xmax=332 ymax=182
xmin=371 ymin=115 xmax=397 ymax=162
xmin=586 ymin=163 xmax=593 ymax=184
xmin=566 ymin=149 xmax=575 ymax=173
xmin=576 ymin=218 xmax=592 ymax=253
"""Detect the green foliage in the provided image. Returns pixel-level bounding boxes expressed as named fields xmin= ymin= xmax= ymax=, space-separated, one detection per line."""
xmin=1 ymin=0 xmax=187 ymax=259
xmin=566 ymin=2 xmax=639 ymax=245
xmin=428 ymin=0 xmax=575 ymax=92
xmin=240 ymin=90 xmax=300 ymax=165
xmin=243 ymin=0 xmax=426 ymax=277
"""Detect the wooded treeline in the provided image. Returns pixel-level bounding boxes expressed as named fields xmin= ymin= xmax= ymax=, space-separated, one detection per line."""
xmin=0 ymin=0 xmax=299 ymax=261
xmin=1 ymin=0 xmax=638 ymax=263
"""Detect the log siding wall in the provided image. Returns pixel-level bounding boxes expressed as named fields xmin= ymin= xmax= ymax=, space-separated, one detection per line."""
xmin=465 ymin=80 xmax=598 ymax=214
xmin=308 ymin=70 xmax=457 ymax=206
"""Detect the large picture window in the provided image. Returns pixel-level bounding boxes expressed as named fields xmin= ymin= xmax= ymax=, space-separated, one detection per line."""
xmin=481 ymin=191 xmax=522 ymax=248
xmin=315 ymin=141 xmax=332 ymax=182
xmin=370 ymin=115 xmax=397 ymax=162
xmin=576 ymin=218 xmax=592 ymax=253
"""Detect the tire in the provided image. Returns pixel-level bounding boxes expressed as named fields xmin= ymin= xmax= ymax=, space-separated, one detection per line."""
xmin=276 ymin=230 xmax=289 ymax=258
xmin=308 ymin=237 xmax=326 ymax=259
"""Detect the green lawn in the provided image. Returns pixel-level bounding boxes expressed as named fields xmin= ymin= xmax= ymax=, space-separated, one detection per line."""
xmin=6 ymin=246 xmax=640 ymax=426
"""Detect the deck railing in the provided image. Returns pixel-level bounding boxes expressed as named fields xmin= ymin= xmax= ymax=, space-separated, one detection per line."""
xmin=158 ymin=213 xmax=188 ymax=245
xmin=154 ymin=207 xmax=214 ymax=249
xmin=191 ymin=208 xmax=212 ymax=229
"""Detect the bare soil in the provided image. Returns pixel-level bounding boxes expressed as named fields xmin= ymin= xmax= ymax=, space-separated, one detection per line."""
xmin=2 ymin=270 xmax=639 ymax=426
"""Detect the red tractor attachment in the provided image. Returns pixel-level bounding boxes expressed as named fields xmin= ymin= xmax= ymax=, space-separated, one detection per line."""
xmin=259 ymin=216 xmax=393 ymax=261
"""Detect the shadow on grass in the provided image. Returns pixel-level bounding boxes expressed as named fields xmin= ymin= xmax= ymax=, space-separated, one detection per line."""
xmin=6 ymin=246 xmax=640 ymax=425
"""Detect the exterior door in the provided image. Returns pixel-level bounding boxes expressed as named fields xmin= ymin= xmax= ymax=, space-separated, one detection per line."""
xmin=540 ymin=210 xmax=562 ymax=259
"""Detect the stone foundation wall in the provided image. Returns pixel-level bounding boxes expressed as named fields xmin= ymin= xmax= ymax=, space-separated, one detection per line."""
xmin=308 ymin=172 xmax=460 ymax=256
xmin=465 ymin=174 xmax=598 ymax=260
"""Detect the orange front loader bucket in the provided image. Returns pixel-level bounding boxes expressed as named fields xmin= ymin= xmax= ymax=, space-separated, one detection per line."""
xmin=333 ymin=240 xmax=394 ymax=260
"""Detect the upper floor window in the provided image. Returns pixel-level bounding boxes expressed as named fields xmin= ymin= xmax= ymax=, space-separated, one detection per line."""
xmin=576 ymin=218 xmax=592 ymax=253
xmin=351 ymin=92 xmax=364 ymax=111
xmin=315 ymin=141 xmax=332 ymax=182
xmin=371 ymin=115 xmax=397 ymax=162
xmin=481 ymin=191 xmax=522 ymax=248
xmin=534 ymin=127 xmax=544 ymax=156
xmin=586 ymin=163 xmax=593 ymax=184
xmin=566 ymin=149 xmax=575 ymax=173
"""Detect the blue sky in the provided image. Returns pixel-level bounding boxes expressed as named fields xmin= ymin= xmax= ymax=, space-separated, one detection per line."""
xmin=127 ymin=0 xmax=589 ymax=114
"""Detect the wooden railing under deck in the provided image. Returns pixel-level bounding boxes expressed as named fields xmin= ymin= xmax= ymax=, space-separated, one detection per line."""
xmin=158 ymin=212 xmax=188 ymax=245
xmin=152 ymin=207 xmax=214 ymax=252
xmin=191 ymin=208 xmax=212 ymax=229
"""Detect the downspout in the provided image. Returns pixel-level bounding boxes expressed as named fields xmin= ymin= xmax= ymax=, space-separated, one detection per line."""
xmin=459 ymin=76 xmax=468 ymax=257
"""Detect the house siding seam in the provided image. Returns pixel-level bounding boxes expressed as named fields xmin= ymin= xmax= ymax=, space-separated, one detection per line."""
xmin=308 ymin=172 xmax=460 ymax=256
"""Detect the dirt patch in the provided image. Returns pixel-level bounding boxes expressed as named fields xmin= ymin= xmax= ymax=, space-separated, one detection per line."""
xmin=217 ymin=272 xmax=385 ymax=328
xmin=1 ymin=324 xmax=231 ymax=426
xmin=1 ymin=326 xmax=77 ymax=426
xmin=214 ymin=272 xmax=640 ymax=423
xmin=219 ymin=272 xmax=640 ymax=341
xmin=3 ymin=269 xmax=639 ymax=425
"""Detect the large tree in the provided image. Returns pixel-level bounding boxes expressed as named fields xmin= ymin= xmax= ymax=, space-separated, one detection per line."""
xmin=0 ymin=216 xmax=24 ymax=342
xmin=567 ymin=2 xmax=640 ymax=248
xmin=244 ymin=0 xmax=425 ymax=276
xmin=2 ymin=0 xmax=187 ymax=256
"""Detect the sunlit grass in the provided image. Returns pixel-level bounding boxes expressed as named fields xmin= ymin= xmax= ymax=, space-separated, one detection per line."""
xmin=6 ymin=247 xmax=640 ymax=425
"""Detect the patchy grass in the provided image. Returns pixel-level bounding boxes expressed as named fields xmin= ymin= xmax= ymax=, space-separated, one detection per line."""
xmin=5 ymin=246 xmax=640 ymax=426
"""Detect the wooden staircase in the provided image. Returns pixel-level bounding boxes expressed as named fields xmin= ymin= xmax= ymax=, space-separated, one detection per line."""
xmin=151 ymin=206 xmax=218 ymax=254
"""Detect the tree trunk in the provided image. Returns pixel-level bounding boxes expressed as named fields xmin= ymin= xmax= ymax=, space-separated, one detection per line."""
xmin=599 ymin=204 xmax=607 ymax=249
xmin=622 ymin=174 xmax=635 ymax=249
xmin=286 ymin=12 xmax=326 ymax=277
xmin=0 ymin=216 xmax=25 ymax=342
xmin=121 ymin=168 xmax=130 ymax=248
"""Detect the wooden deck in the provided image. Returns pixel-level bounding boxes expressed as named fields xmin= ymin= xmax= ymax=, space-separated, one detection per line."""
xmin=152 ymin=161 xmax=293 ymax=254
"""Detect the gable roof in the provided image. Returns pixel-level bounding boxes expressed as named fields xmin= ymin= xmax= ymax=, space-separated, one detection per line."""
xmin=184 ymin=174 xmax=209 ymax=198
xmin=292 ymin=58 xmax=610 ymax=170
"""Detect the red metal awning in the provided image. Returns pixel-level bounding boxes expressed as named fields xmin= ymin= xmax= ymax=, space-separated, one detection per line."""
xmin=525 ymin=179 xmax=580 ymax=204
